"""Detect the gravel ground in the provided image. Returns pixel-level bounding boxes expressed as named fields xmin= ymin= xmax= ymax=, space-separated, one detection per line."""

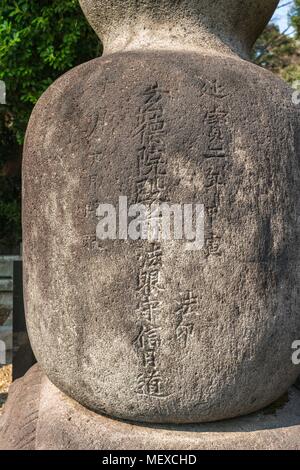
xmin=0 ymin=365 xmax=12 ymax=414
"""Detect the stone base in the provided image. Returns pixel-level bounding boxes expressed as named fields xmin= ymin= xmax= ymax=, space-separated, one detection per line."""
xmin=0 ymin=365 xmax=300 ymax=450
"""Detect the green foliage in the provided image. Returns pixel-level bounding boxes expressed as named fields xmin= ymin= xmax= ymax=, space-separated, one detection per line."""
xmin=0 ymin=0 xmax=101 ymax=252
xmin=0 ymin=105 xmax=22 ymax=253
xmin=254 ymin=24 xmax=296 ymax=72
xmin=292 ymin=0 xmax=300 ymax=32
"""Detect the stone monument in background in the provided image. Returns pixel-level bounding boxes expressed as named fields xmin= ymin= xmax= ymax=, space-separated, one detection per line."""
xmin=1 ymin=0 xmax=300 ymax=450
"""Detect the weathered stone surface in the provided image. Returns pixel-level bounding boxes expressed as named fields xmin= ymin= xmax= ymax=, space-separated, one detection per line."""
xmin=1 ymin=366 xmax=300 ymax=450
xmin=0 ymin=365 xmax=11 ymax=414
xmin=79 ymin=0 xmax=279 ymax=57
xmin=0 ymin=365 xmax=42 ymax=449
xmin=22 ymin=0 xmax=300 ymax=424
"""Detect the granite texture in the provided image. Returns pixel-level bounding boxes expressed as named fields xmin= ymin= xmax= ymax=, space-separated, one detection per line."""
xmin=0 ymin=365 xmax=300 ymax=450
xmin=79 ymin=0 xmax=279 ymax=58
xmin=22 ymin=0 xmax=300 ymax=424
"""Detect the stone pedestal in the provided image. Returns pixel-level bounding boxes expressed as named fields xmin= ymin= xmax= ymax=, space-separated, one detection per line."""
xmin=0 ymin=365 xmax=300 ymax=450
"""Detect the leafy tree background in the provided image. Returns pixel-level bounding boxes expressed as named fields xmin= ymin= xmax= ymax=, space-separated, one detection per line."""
xmin=0 ymin=0 xmax=299 ymax=253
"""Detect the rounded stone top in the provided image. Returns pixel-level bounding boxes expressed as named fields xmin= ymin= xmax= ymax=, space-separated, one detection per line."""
xmin=79 ymin=0 xmax=279 ymax=57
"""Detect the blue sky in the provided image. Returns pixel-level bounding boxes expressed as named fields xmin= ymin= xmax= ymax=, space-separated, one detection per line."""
xmin=272 ymin=0 xmax=294 ymax=33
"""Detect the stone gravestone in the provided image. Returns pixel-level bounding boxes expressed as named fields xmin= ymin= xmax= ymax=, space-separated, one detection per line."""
xmin=1 ymin=0 xmax=300 ymax=450
xmin=0 ymin=257 xmax=14 ymax=328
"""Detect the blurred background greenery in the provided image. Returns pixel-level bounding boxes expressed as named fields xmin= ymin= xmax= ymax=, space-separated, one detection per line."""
xmin=0 ymin=0 xmax=299 ymax=254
